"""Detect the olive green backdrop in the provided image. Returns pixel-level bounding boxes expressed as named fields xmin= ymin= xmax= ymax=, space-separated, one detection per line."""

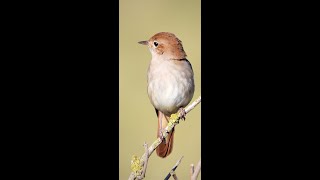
xmin=120 ymin=0 xmax=201 ymax=179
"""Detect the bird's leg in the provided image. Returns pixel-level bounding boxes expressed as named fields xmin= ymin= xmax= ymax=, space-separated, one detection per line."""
xmin=158 ymin=113 xmax=168 ymax=144
xmin=178 ymin=107 xmax=186 ymax=121
xmin=158 ymin=129 xmax=166 ymax=144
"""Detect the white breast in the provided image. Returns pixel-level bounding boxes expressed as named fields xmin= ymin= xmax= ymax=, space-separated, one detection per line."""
xmin=147 ymin=57 xmax=194 ymax=115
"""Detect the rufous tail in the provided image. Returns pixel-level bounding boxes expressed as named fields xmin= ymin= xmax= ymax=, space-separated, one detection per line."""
xmin=156 ymin=111 xmax=174 ymax=158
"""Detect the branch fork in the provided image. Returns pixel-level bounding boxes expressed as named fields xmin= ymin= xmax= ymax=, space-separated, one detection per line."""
xmin=128 ymin=96 xmax=201 ymax=180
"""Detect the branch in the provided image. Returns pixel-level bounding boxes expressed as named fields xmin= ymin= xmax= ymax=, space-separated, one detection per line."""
xmin=128 ymin=143 xmax=150 ymax=180
xmin=190 ymin=164 xmax=194 ymax=177
xmin=128 ymin=96 xmax=201 ymax=180
xmin=136 ymin=143 xmax=149 ymax=179
xmin=164 ymin=156 xmax=184 ymax=180
xmin=190 ymin=159 xmax=201 ymax=180
xmin=184 ymin=96 xmax=201 ymax=114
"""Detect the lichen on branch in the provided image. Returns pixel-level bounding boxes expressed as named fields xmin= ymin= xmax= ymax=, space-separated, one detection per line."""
xmin=128 ymin=96 xmax=201 ymax=180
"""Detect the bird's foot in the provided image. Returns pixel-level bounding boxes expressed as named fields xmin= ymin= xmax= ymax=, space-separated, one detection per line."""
xmin=159 ymin=128 xmax=168 ymax=144
xmin=178 ymin=107 xmax=186 ymax=121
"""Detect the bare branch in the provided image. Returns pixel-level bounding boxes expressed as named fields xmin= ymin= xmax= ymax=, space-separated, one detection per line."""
xmin=128 ymin=96 xmax=201 ymax=180
xmin=184 ymin=96 xmax=201 ymax=114
xmin=190 ymin=160 xmax=201 ymax=180
xmin=164 ymin=156 xmax=184 ymax=180
xmin=190 ymin=164 xmax=194 ymax=177
xmin=141 ymin=143 xmax=149 ymax=177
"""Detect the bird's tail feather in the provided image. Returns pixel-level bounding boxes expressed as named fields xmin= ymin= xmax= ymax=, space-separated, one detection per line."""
xmin=156 ymin=111 xmax=174 ymax=158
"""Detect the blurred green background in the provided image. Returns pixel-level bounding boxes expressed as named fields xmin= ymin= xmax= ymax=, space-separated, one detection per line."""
xmin=120 ymin=0 xmax=201 ymax=179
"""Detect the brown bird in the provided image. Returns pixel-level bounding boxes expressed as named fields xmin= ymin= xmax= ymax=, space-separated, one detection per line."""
xmin=138 ymin=32 xmax=195 ymax=158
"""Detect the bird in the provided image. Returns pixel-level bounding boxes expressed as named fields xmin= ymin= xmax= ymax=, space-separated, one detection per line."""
xmin=138 ymin=32 xmax=195 ymax=158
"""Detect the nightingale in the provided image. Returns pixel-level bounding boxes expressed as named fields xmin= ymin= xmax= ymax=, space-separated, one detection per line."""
xmin=138 ymin=32 xmax=195 ymax=158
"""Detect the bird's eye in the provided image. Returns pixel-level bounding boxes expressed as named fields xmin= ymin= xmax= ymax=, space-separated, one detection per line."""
xmin=154 ymin=41 xmax=158 ymax=47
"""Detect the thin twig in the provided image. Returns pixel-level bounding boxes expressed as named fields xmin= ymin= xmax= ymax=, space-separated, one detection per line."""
xmin=190 ymin=160 xmax=201 ymax=180
xmin=190 ymin=164 xmax=194 ymax=177
xmin=184 ymin=96 xmax=201 ymax=114
xmin=164 ymin=156 xmax=184 ymax=180
xmin=142 ymin=143 xmax=149 ymax=177
xmin=128 ymin=96 xmax=201 ymax=180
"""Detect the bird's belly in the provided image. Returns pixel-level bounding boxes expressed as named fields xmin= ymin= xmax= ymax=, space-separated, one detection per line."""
xmin=148 ymin=69 xmax=194 ymax=115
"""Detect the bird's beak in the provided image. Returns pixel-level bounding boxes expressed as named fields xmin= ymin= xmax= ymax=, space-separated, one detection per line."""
xmin=138 ymin=41 xmax=148 ymax=45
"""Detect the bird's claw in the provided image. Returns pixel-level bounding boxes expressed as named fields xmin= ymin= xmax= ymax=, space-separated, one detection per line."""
xmin=178 ymin=108 xmax=186 ymax=121
xmin=159 ymin=129 xmax=168 ymax=144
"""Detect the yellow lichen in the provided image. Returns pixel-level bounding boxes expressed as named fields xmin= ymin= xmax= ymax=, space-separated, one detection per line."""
xmin=131 ymin=155 xmax=142 ymax=175
xmin=168 ymin=113 xmax=179 ymax=126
